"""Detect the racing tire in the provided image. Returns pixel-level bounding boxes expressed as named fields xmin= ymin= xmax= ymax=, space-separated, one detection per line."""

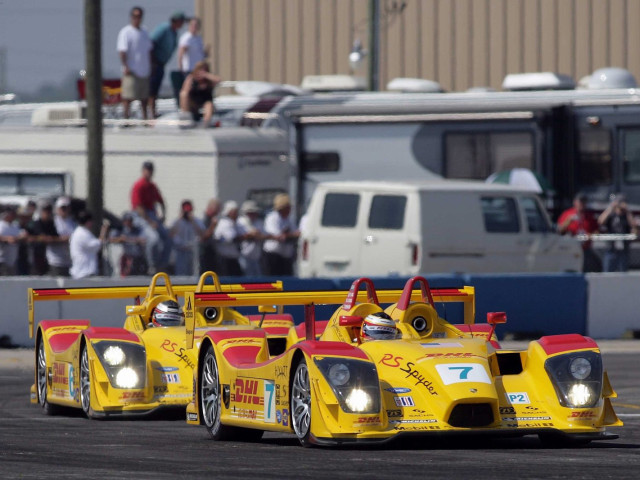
xmin=200 ymin=345 xmax=236 ymax=440
xmin=36 ymin=340 xmax=60 ymax=416
xmin=538 ymin=433 xmax=592 ymax=448
xmin=79 ymin=346 xmax=95 ymax=419
xmin=291 ymin=358 xmax=313 ymax=447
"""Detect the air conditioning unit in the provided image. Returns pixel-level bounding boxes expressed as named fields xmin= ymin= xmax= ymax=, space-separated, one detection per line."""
xmin=31 ymin=104 xmax=84 ymax=126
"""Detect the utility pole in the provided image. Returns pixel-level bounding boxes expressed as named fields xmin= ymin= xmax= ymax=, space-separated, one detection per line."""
xmin=84 ymin=0 xmax=104 ymax=233
xmin=368 ymin=0 xmax=380 ymax=91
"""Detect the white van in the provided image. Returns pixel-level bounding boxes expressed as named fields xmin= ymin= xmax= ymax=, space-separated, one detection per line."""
xmin=297 ymin=180 xmax=582 ymax=277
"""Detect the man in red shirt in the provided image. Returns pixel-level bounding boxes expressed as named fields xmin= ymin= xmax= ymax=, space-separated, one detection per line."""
xmin=130 ymin=161 xmax=171 ymax=273
xmin=557 ymin=194 xmax=602 ymax=272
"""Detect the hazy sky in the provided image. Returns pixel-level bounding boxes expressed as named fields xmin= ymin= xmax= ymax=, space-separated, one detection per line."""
xmin=0 ymin=0 xmax=195 ymax=95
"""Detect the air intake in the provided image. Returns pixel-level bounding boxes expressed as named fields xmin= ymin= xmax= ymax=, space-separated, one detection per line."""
xmin=448 ymin=403 xmax=494 ymax=428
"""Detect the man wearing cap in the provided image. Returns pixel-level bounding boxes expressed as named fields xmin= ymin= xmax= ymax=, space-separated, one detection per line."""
xmin=130 ymin=161 xmax=171 ymax=273
xmin=149 ymin=11 xmax=187 ymax=119
xmin=214 ymin=201 xmax=246 ymax=276
xmin=263 ymin=194 xmax=300 ymax=276
xmin=238 ymin=200 xmax=264 ymax=276
xmin=170 ymin=200 xmax=205 ymax=276
xmin=48 ymin=196 xmax=76 ymax=276
xmin=558 ymin=194 xmax=600 ymax=272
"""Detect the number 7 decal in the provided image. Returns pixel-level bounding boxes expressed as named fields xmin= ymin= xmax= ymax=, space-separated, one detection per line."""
xmin=447 ymin=366 xmax=473 ymax=380
xmin=264 ymin=381 xmax=276 ymax=423
xmin=435 ymin=363 xmax=491 ymax=385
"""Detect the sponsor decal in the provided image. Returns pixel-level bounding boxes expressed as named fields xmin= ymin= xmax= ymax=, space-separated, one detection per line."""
xmin=379 ymin=354 xmax=403 ymax=368
xmin=435 ymin=363 xmax=491 ymax=385
xmin=420 ymin=352 xmax=484 ymax=360
xmin=154 ymin=386 xmax=168 ymax=394
xmin=421 ymin=342 xmax=463 ymax=348
xmin=354 ymin=416 xmax=381 ymax=427
xmin=394 ymin=396 xmax=415 ymax=407
xmin=52 ymin=362 xmax=68 ymax=388
xmin=155 ymin=393 xmax=191 ymax=399
xmin=432 ymin=332 xmax=446 ymax=338
xmin=395 ymin=425 xmax=440 ymax=431
xmin=385 ymin=387 xmax=411 ymax=394
xmin=120 ymin=391 xmax=145 ymax=400
xmin=506 ymin=422 xmax=553 ymax=428
xmin=275 ymin=366 xmax=288 ymax=379
xmin=389 ymin=419 xmax=437 ymax=424
xmin=525 ymin=405 xmax=541 ymax=411
xmin=237 ymin=409 xmax=258 ymax=419
xmin=160 ymin=340 xmax=196 ymax=369
xmin=502 ymin=416 xmax=552 ymax=422
xmin=155 ymin=366 xmax=179 ymax=372
xmin=386 ymin=409 xmax=402 ymax=418
xmin=399 ymin=362 xmax=438 ymax=395
xmin=187 ymin=412 xmax=198 ymax=422
xmin=68 ymin=365 xmax=76 ymax=400
xmin=569 ymin=411 xmax=597 ymax=419
xmin=161 ymin=373 xmax=180 ymax=384
xmin=232 ymin=379 xmax=264 ymax=405
xmin=225 ymin=338 xmax=263 ymax=345
xmin=499 ymin=406 xmax=516 ymax=415
xmin=282 ymin=408 xmax=289 ymax=427
xmin=276 ymin=410 xmax=282 ymax=424
xmin=506 ymin=392 xmax=530 ymax=404
xmin=275 ymin=383 xmax=287 ymax=406
xmin=264 ymin=380 xmax=276 ymax=423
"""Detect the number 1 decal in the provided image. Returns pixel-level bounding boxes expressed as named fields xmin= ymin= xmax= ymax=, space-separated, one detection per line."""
xmin=264 ymin=381 xmax=276 ymax=423
xmin=435 ymin=363 xmax=491 ymax=385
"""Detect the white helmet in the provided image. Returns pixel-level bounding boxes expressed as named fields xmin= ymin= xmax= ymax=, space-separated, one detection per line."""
xmin=361 ymin=312 xmax=398 ymax=341
xmin=151 ymin=300 xmax=184 ymax=327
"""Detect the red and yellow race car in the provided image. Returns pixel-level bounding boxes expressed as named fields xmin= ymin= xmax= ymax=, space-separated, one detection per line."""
xmin=30 ymin=271 xmax=292 ymax=418
xmin=185 ymin=276 xmax=622 ymax=446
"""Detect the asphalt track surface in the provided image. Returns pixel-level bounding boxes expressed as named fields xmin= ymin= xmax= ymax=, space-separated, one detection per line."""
xmin=1 ymin=345 xmax=640 ymax=480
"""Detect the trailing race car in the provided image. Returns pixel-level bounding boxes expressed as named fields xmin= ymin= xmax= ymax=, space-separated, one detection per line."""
xmin=185 ymin=276 xmax=622 ymax=446
xmin=30 ymin=271 xmax=291 ymax=417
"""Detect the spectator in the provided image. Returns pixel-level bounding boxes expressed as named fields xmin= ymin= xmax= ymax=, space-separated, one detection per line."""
xmin=179 ymin=60 xmax=220 ymax=126
xmin=263 ymin=194 xmax=299 ymax=276
xmin=149 ymin=11 xmax=186 ymax=119
xmin=0 ymin=207 xmax=25 ymax=275
xmin=558 ymin=194 xmax=601 ymax=272
xmin=117 ymin=6 xmax=153 ymax=120
xmin=130 ymin=161 xmax=171 ymax=273
xmin=29 ymin=203 xmax=57 ymax=275
xmin=199 ymin=198 xmax=220 ymax=273
xmin=50 ymin=196 xmax=75 ymax=276
xmin=69 ymin=212 xmax=110 ymax=279
xmin=15 ymin=206 xmax=34 ymax=275
xmin=109 ymin=212 xmax=147 ymax=276
xmin=598 ymin=194 xmax=637 ymax=272
xmin=170 ymin=200 xmax=204 ymax=276
xmin=178 ymin=17 xmax=208 ymax=75
xmin=214 ymin=201 xmax=244 ymax=276
xmin=237 ymin=200 xmax=264 ymax=276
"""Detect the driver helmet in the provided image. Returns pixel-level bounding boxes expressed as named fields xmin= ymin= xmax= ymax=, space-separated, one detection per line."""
xmin=361 ymin=312 xmax=398 ymax=342
xmin=151 ymin=300 xmax=184 ymax=327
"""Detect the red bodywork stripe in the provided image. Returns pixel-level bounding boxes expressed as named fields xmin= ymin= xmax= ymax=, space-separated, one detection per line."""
xmin=49 ymin=333 xmax=81 ymax=353
xmin=538 ymin=334 xmax=598 ymax=355
xmin=454 ymin=324 xmax=493 ymax=334
xmin=222 ymin=346 xmax=263 ymax=367
xmin=296 ymin=340 xmax=369 ymax=360
xmin=239 ymin=283 xmax=279 ymax=291
xmin=39 ymin=319 xmax=91 ymax=332
xmin=34 ymin=289 xmax=70 ymax=297
xmin=432 ymin=289 xmax=468 ymax=296
xmin=209 ymin=330 xmax=266 ymax=342
xmin=196 ymin=293 xmax=234 ymax=302
xmin=245 ymin=314 xmax=294 ymax=322
xmin=83 ymin=327 xmax=140 ymax=342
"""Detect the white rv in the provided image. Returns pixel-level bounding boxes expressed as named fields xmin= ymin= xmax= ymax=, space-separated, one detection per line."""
xmin=298 ymin=180 xmax=582 ymax=277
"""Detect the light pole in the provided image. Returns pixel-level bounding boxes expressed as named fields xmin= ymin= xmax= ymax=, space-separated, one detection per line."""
xmin=368 ymin=0 xmax=380 ymax=91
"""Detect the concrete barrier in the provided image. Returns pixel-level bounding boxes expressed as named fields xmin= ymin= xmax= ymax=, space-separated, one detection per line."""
xmin=586 ymin=272 xmax=640 ymax=339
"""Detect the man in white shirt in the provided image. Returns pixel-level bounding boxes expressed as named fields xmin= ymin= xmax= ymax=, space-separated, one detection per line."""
xmin=0 ymin=208 xmax=25 ymax=275
xmin=49 ymin=196 xmax=75 ymax=277
xmin=237 ymin=200 xmax=264 ymax=276
xmin=214 ymin=201 xmax=244 ymax=276
xmin=263 ymin=194 xmax=299 ymax=276
xmin=70 ymin=212 xmax=110 ymax=279
xmin=117 ymin=6 xmax=153 ymax=119
xmin=178 ymin=17 xmax=208 ymax=74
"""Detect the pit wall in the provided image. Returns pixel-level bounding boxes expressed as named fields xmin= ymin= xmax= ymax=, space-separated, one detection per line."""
xmin=1 ymin=273 xmax=636 ymax=347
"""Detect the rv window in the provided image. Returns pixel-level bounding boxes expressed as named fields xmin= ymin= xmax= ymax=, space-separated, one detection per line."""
xmin=0 ymin=174 xmax=19 ymax=195
xmin=321 ymin=193 xmax=359 ymax=227
xmin=578 ymin=128 xmax=611 ymax=186
xmin=445 ymin=132 xmax=533 ymax=179
xmin=368 ymin=195 xmax=406 ymax=230
xmin=301 ymin=152 xmax=340 ymax=172
xmin=520 ymin=196 xmax=551 ymax=233
xmin=622 ymin=128 xmax=640 ymax=184
xmin=0 ymin=173 xmax=65 ymax=196
xmin=480 ymin=197 xmax=520 ymax=233
xmin=247 ymin=188 xmax=287 ymax=213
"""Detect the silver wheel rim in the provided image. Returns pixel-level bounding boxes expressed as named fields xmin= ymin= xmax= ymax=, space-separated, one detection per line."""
xmin=80 ymin=348 xmax=90 ymax=413
xmin=201 ymin=350 xmax=220 ymax=428
xmin=291 ymin=362 xmax=311 ymax=439
xmin=37 ymin=342 xmax=47 ymax=406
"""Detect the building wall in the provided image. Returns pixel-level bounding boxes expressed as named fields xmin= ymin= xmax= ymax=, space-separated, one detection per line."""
xmin=195 ymin=0 xmax=640 ymax=91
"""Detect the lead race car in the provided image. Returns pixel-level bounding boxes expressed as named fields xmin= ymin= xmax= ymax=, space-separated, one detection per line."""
xmin=185 ymin=276 xmax=622 ymax=446
xmin=29 ymin=271 xmax=292 ymax=417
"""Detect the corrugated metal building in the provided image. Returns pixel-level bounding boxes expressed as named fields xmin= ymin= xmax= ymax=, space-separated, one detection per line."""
xmin=195 ymin=0 xmax=640 ymax=91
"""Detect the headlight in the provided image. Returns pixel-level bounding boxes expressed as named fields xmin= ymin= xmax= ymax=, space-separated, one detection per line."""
xmin=103 ymin=346 xmax=125 ymax=366
xmin=314 ymin=358 xmax=380 ymax=414
xmin=93 ymin=341 xmax=146 ymax=389
xmin=545 ymin=351 xmax=602 ymax=408
xmin=328 ymin=363 xmax=351 ymax=386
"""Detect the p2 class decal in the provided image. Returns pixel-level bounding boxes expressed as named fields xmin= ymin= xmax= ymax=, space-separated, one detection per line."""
xmin=506 ymin=392 xmax=530 ymax=404
xmin=385 ymin=387 xmax=411 ymax=394
xmin=435 ymin=363 xmax=491 ymax=385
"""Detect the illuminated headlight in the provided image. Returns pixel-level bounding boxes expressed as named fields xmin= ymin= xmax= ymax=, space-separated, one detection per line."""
xmin=567 ymin=383 xmax=595 ymax=407
xmin=103 ymin=346 xmax=125 ymax=366
xmin=116 ymin=368 xmax=139 ymax=389
xmin=545 ymin=351 xmax=603 ymax=408
xmin=569 ymin=357 xmax=591 ymax=380
xmin=328 ymin=363 xmax=350 ymax=386
xmin=314 ymin=358 xmax=380 ymax=414
xmin=345 ymin=388 xmax=372 ymax=412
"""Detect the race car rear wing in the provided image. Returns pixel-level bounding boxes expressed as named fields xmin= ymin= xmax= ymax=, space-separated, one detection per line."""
xmin=183 ymin=283 xmax=475 ymax=348
xmin=28 ymin=271 xmax=283 ymax=339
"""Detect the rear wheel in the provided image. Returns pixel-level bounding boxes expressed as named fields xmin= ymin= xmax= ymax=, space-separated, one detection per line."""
xmin=36 ymin=340 xmax=60 ymax=415
xmin=80 ymin=346 xmax=93 ymax=418
xmin=291 ymin=358 xmax=313 ymax=447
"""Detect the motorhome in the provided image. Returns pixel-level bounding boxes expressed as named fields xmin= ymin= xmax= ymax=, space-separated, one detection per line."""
xmin=298 ymin=180 xmax=582 ymax=277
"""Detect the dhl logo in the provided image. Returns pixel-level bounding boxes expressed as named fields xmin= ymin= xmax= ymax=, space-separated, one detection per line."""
xmin=232 ymin=379 xmax=264 ymax=405
xmin=570 ymin=411 xmax=596 ymax=418
xmin=225 ymin=339 xmax=262 ymax=345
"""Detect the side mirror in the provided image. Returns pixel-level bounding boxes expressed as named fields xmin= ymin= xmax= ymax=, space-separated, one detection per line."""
xmin=258 ymin=305 xmax=278 ymax=314
xmin=487 ymin=312 xmax=507 ymax=325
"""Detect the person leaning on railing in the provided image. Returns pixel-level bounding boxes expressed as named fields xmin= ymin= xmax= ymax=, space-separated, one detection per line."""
xmin=597 ymin=194 xmax=638 ymax=272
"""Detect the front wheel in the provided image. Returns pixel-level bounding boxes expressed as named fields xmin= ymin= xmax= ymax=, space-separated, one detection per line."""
xmin=80 ymin=346 xmax=94 ymax=418
xmin=291 ymin=358 xmax=313 ymax=447
xmin=200 ymin=345 xmax=234 ymax=440
xmin=36 ymin=340 xmax=60 ymax=415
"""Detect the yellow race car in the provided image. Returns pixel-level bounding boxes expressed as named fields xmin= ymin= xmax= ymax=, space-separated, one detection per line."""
xmin=185 ymin=276 xmax=622 ymax=446
xmin=30 ymin=271 xmax=291 ymax=418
